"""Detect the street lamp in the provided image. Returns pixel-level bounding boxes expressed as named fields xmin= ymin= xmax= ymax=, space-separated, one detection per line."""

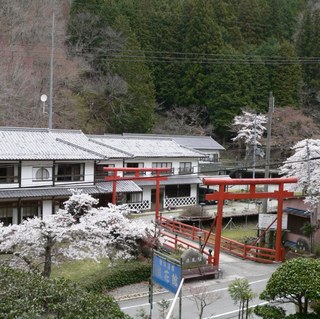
xmin=197 ymin=231 xmax=204 ymax=251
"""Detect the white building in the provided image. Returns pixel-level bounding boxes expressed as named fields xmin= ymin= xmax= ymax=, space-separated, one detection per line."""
xmin=0 ymin=127 xmax=223 ymax=225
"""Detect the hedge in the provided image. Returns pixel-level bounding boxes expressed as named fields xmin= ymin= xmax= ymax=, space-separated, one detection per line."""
xmin=82 ymin=260 xmax=151 ymax=293
xmin=0 ymin=266 xmax=130 ymax=319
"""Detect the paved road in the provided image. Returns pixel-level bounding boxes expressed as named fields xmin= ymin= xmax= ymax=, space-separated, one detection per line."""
xmin=119 ymin=252 xmax=295 ymax=318
xmin=124 ymin=203 xmax=294 ymax=318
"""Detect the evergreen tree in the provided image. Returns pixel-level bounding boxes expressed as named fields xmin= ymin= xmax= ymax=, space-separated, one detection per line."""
xmin=270 ymin=41 xmax=302 ymax=107
xmin=296 ymin=8 xmax=320 ymax=114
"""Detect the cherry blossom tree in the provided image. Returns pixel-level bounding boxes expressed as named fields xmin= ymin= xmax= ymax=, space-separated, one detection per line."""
xmin=0 ymin=193 xmax=152 ymax=278
xmin=279 ymin=139 xmax=320 ymax=205
xmin=231 ymin=110 xmax=267 ymax=163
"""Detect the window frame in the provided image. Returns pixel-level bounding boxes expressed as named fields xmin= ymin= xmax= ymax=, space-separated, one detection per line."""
xmin=179 ymin=162 xmax=193 ymax=174
xmin=33 ymin=167 xmax=51 ymax=181
xmin=55 ymin=163 xmax=85 ymax=182
xmin=0 ymin=164 xmax=19 ymax=184
xmin=152 ymin=162 xmax=173 ymax=175
xmin=95 ymin=164 xmax=115 ymax=181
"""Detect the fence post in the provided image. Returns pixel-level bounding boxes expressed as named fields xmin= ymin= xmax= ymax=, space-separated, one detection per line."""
xmin=243 ymin=241 xmax=248 ymax=258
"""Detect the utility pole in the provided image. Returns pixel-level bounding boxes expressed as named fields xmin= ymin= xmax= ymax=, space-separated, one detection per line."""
xmin=48 ymin=0 xmax=55 ymax=129
xmin=252 ymin=114 xmax=257 ymax=179
xmin=262 ymin=92 xmax=274 ymax=214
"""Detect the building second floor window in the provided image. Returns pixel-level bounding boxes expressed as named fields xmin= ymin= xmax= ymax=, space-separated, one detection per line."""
xmin=202 ymin=154 xmax=219 ymax=162
xmin=55 ymin=163 xmax=84 ymax=182
xmin=124 ymin=162 xmax=144 ymax=175
xmin=0 ymin=164 xmax=19 ymax=184
xmin=152 ymin=162 xmax=172 ymax=175
xmin=95 ymin=164 xmax=115 ymax=180
xmin=179 ymin=162 xmax=193 ymax=174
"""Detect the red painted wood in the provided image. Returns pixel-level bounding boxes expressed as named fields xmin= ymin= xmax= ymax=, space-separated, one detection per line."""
xmin=202 ymin=177 xmax=298 ymax=267
xmin=103 ymin=167 xmax=171 ymax=218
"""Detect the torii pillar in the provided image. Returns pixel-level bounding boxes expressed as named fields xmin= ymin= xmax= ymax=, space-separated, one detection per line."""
xmin=103 ymin=167 xmax=171 ymax=220
xmin=203 ymin=177 xmax=298 ymax=269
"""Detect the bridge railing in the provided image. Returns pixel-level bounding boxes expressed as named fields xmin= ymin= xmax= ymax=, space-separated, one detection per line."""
xmin=158 ymin=215 xmax=283 ymax=264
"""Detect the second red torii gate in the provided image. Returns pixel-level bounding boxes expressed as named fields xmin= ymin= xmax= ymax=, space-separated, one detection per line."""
xmin=204 ymin=177 xmax=298 ymax=269
xmin=104 ymin=167 xmax=171 ymax=219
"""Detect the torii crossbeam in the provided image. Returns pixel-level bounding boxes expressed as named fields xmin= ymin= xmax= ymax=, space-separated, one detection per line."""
xmin=203 ymin=177 xmax=298 ymax=268
xmin=104 ymin=167 xmax=171 ymax=219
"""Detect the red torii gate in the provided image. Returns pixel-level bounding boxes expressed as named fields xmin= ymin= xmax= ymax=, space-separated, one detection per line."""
xmin=204 ymin=177 xmax=298 ymax=269
xmin=104 ymin=167 xmax=171 ymax=220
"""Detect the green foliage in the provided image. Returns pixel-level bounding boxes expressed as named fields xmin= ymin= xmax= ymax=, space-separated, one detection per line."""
xmin=0 ymin=266 xmax=130 ymax=319
xmin=68 ymin=0 xmax=156 ymax=134
xmin=286 ymin=314 xmax=319 ymax=319
xmin=260 ymin=258 xmax=320 ymax=314
xmin=82 ymin=260 xmax=151 ymax=292
xmin=314 ymin=243 xmax=320 ymax=257
xmin=310 ymin=299 xmax=320 ymax=314
xmin=228 ymin=278 xmax=256 ymax=319
xmin=254 ymin=305 xmax=286 ymax=319
xmin=300 ymin=222 xmax=317 ymax=237
xmin=67 ymin=0 xmax=314 ymax=136
xmin=157 ymin=299 xmax=170 ymax=319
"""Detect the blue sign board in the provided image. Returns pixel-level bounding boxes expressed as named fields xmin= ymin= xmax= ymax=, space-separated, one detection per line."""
xmin=153 ymin=254 xmax=181 ymax=294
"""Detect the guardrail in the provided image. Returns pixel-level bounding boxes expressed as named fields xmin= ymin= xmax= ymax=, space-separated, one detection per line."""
xmin=158 ymin=215 xmax=283 ymax=264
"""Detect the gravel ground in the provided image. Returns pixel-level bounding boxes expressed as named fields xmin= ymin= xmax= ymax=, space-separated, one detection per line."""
xmin=108 ymin=281 xmax=165 ymax=301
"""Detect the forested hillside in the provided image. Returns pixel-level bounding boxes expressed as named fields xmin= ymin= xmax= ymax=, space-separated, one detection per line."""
xmin=1 ymin=0 xmax=320 ymax=145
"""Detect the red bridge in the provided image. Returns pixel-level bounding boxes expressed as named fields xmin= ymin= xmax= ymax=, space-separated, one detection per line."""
xmin=158 ymin=177 xmax=298 ymax=270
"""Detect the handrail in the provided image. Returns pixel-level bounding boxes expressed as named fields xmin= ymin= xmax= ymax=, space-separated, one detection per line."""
xmin=159 ymin=215 xmax=279 ymax=264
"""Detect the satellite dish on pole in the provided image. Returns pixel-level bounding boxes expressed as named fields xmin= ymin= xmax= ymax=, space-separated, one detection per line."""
xmin=40 ymin=94 xmax=47 ymax=102
xmin=40 ymin=94 xmax=48 ymax=113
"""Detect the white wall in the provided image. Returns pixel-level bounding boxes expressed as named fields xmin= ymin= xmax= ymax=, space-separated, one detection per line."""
xmin=21 ymin=161 xmax=53 ymax=187
xmin=42 ymin=200 xmax=52 ymax=220
xmin=12 ymin=208 xmax=18 ymax=224
xmin=142 ymin=187 xmax=152 ymax=202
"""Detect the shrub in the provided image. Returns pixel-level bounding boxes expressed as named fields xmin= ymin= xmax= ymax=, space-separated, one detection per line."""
xmin=83 ymin=260 xmax=151 ymax=292
xmin=0 ymin=266 xmax=130 ymax=319
xmin=313 ymin=243 xmax=320 ymax=257
xmin=254 ymin=305 xmax=286 ymax=319
xmin=310 ymin=299 xmax=320 ymax=314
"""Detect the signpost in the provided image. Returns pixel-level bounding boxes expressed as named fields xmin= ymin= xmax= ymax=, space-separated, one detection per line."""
xmin=153 ymin=252 xmax=181 ymax=294
xmin=150 ymin=250 xmax=182 ymax=318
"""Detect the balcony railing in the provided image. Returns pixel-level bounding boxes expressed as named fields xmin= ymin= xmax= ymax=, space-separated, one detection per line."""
xmin=178 ymin=167 xmax=194 ymax=175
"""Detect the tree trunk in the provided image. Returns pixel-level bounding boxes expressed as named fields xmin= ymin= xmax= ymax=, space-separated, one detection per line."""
xmin=42 ymin=243 xmax=52 ymax=278
xmin=245 ymin=299 xmax=249 ymax=319
xmin=304 ymin=297 xmax=309 ymax=314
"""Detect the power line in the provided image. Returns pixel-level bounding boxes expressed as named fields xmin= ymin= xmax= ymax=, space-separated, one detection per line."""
xmin=1 ymin=51 xmax=319 ymax=65
xmin=2 ymin=43 xmax=320 ymax=63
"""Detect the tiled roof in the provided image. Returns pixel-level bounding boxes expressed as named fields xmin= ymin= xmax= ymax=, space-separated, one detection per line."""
xmin=0 ymin=127 xmax=102 ymax=160
xmin=0 ymin=127 xmax=207 ymax=160
xmin=0 ymin=181 xmax=141 ymax=199
xmin=50 ymin=130 xmax=132 ymax=159
xmin=88 ymin=135 xmax=205 ymax=158
xmin=123 ymin=133 xmax=225 ymax=151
